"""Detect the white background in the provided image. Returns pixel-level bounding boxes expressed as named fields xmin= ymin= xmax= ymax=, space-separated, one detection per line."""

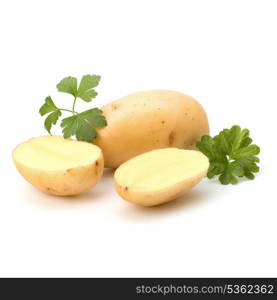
xmin=0 ymin=0 xmax=276 ymax=277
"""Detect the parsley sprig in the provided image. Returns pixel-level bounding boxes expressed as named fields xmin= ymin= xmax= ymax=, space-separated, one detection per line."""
xmin=39 ymin=75 xmax=107 ymax=142
xmin=196 ymin=125 xmax=260 ymax=185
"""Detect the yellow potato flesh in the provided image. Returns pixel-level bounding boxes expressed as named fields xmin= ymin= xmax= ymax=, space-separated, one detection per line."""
xmin=114 ymin=148 xmax=209 ymax=206
xmin=13 ymin=136 xmax=104 ymax=196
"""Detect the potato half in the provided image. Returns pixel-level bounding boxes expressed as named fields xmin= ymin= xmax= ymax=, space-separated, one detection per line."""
xmin=13 ymin=136 xmax=104 ymax=196
xmin=114 ymin=148 xmax=209 ymax=206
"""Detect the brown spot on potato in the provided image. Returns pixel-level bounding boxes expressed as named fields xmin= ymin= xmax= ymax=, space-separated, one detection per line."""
xmin=161 ymin=120 xmax=165 ymax=124
xmin=46 ymin=186 xmax=58 ymax=193
xmin=124 ymin=186 xmax=128 ymax=191
xmin=111 ymin=104 xmax=118 ymax=110
xmin=185 ymin=112 xmax=188 ymax=116
xmin=67 ymin=168 xmax=73 ymax=173
xmin=95 ymin=161 xmax=99 ymax=174
xmin=168 ymin=131 xmax=175 ymax=145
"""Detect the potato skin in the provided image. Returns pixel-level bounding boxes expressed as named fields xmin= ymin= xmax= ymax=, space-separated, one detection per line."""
xmin=13 ymin=152 xmax=104 ymax=196
xmin=115 ymin=170 xmax=207 ymax=207
xmin=94 ymin=90 xmax=209 ymax=168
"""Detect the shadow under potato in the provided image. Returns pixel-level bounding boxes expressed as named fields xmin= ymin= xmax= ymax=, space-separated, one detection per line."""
xmin=23 ymin=168 xmax=115 ymax=207
xmin=119 ymin=185 xmax=215 ymax=220
xmin=23 ymin=168 xmax=218 ymax=214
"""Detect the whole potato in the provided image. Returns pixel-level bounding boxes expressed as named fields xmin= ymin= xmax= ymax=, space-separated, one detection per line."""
xmin=94 ymin=90 xmax=209 ymax=168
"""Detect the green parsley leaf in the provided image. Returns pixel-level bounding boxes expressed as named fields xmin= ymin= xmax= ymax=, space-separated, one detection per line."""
xmin=196 ymin=125 xmax=260 ymax=185
xmin=56 ymin=75 xmax=100 ymax=102
xmin=76 ymin=119 xmax=97 ymax=142
xmin=39 ymin=96 xmax=58 ymax=116
xmin=44 ymin=110 xmax=62 ymax=134
xmin=60 ymin=115 xmax=78 ymax=139
xmin=61 ymin=108 xmax=106 ymax=142
xmin=40 ymin=75 xmax=106 ymax=142
xmin=79 ymin=108 xmax=107 ymax=127
xmin=77 ymin=75 xmax=101 ymax=102
xmin=39 ymin=96 xmax=61 ymax=133
xmin=56 ymin=77 xmax=78 ymax=97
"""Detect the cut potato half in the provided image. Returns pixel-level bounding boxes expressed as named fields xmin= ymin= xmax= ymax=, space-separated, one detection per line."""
xmin=114 ymin=148 xmax=209 ymax=206
xmin=13 ymin=136 xmax=104 ymax=196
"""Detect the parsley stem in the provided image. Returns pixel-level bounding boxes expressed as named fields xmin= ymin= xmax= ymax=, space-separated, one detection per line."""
xmin=58 ymin=108 xmax=76 ymax=114
xmin=72 ymin=96 xmax=77 ymax=113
